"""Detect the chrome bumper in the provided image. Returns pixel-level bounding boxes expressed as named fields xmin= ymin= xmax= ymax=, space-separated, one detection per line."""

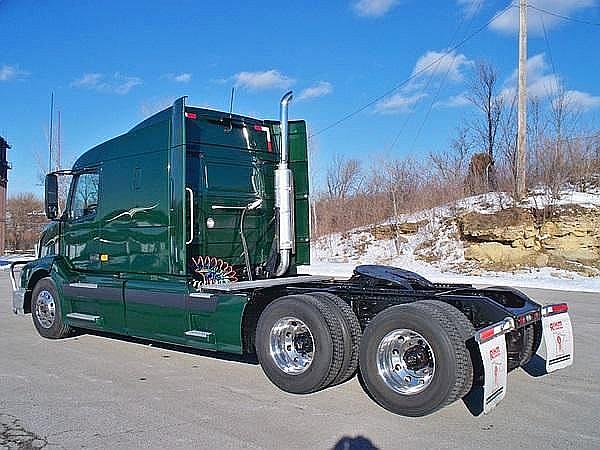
xmin=9 ymin=261 xmax=30 ymax=314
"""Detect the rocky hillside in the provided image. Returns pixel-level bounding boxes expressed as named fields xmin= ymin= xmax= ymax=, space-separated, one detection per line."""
xmin=459 ymin=205 xmax=600 ymax=276
xmin=312 ymin=190 xmax=600 ymax=279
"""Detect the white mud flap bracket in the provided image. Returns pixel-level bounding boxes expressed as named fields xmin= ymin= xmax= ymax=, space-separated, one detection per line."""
xmin=541 ymin=303 xmax=573 ymax=373
xmin=475 ymin=317 xmax=515 ymax=415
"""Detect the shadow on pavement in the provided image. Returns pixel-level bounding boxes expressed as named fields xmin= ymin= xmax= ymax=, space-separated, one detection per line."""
xmin=70 ymin=329 xmax=259 ymax=365
xmin=522 ymin=354 xmax=548 ymax=377
xmin=462 ymin=387 xmax=484 ymax=416
xmin=333 ymin=436 xmax=379 ymax=450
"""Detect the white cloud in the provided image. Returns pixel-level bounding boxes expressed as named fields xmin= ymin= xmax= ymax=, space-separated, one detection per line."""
xmin=71 ymin=73 xmax=103 ymax=88
xmin=165 ymin=72 xmax=192 ymax=83
xmin=413 ymin=49 xmax=473 ymax=82
xmin=376 ymin=49 xmax=472 ymax=114
xmin=500 ymin=53 xmax=600 ymax=111
xmin=562 ymin=90 xmax=600 ymax=110
xmin=437 ymin=93 xmax=471 ymax=108
xmin=353 ymin=0 xmax=399 ymax=17
xmin=232 ymin=69 xmax=294 ymax=91
xmin=71 ymin=72 xmax=142 ymax=95
xmin=491 ymin=0 xmax=596 ymax=34
xmin=298 ymin=81 xmax=333 ymax=100
xmin=501 ymin=53 xmax=561 ymax=100
xmin=0 ymin=64 xmax=28 ymax=81
xmin=457 ymin=0 xmax=484 ymax=18
xmin=375 ymin=92 xmax=427 ymax=113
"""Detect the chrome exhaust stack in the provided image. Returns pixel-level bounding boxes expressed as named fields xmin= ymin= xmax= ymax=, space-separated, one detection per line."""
xmin=274 ymin=91 xmax=295 ymax=277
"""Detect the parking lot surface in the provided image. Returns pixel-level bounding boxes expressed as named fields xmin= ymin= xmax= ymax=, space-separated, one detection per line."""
xmin=1 ymin=273 xmax=599 ymax=449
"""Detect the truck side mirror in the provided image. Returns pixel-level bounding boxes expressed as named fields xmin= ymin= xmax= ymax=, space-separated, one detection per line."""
xmin=45 ymin=173 xmax=59 ymax=219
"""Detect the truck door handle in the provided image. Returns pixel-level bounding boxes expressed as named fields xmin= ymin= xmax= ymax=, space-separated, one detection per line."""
xmin=186 ymin=187 xmax=194 ymax=245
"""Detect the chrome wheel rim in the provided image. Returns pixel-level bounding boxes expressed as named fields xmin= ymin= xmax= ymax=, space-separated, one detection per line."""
xmin=376 ymin=329 xmax=435 ymax=395
xmin=35 ymin=290 xmax=56 ymax=329
xmin=269 ymin=316 xmax=315 ymax=375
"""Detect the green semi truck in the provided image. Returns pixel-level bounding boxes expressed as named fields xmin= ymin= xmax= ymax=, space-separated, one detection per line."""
xmin=10 ymin=93 xmax=573 ymax=417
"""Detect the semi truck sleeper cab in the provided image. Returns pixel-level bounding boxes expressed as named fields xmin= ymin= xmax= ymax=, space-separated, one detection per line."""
xmin=10 ymin=93 xmax=573 ymax=417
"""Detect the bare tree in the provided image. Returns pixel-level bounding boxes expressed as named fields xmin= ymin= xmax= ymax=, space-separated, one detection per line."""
xmin=466 ymin=62 xmax=505 ymax=191
xmin=383 ymin=157 xmax=424 ymax=208
xmin=496 ymin=93 xmax=518 ymax=196
xmin=430 ymin=127 xmax=472 ymax=189
xmin=6 ymin=193 xmax=47 ymax=252
xmin=326 ymin=154 xmax=363 ymax=199
xmin=309 ymin=64 xmax=600 ymax=239
xmin=547 ymin=89 xmax=582 ymax=194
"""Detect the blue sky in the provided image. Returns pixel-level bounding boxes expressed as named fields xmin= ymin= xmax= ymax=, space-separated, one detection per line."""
xmin=1 ymin=0 xmax=599 ymax=196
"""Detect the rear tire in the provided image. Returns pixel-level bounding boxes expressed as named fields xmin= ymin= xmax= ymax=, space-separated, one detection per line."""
xmin=31 ymin=277 xmax=72 ymax=339
xmin=308 ymin=292 xmax=361 ymax=385
xmin=255 ymin=294 xmax=345 ymax=394
xmin=411 ymin=300 xmax=475 ymax=401
xmin=359 ymin=302 xmax=473 ymax=417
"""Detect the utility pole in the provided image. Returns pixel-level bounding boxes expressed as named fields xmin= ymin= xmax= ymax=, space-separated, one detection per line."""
xmin=516 ymin=0 xmax=527 ymax=198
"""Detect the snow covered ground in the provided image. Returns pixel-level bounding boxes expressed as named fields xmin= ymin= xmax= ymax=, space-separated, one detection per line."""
xmin=299 ymin=261 xmax=600 ymax=293
xmin=304 ymin=191 xmax=600 ymax=293
xmin=0 ymin=254 xmax=35 ymax=271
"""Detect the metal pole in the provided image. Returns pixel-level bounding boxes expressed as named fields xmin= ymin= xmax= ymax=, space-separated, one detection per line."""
xmin=48 ymin=92 xmax=54 ymax=173
xmin=516 ymin=0 xmax=528 ymax=198
xmin=57 ymin=110 xmax=61 ymax=171
xmin=229 ymin=87 xmax=235 ymax=119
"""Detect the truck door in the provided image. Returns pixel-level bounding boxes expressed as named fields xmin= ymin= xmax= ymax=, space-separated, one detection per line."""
xmin=61 ymin=169 xmax=126 ymax=332
xmin=123 ymin=97 xmax=189 ymax=342
xmin=61 ymin=170 xmax=100 ymax=271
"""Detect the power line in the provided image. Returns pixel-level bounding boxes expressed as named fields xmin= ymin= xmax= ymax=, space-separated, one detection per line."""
xmin=310 ymin=3 xmax=516 ymax=139
xmin=539 ymin=13 xmax=558 ymax=79
xmin=407 ymin=0 xmax=485 ymax=153
xmin=528 ymin=4 xmax=600 ymax=27
xmin=384 ymin=13 xmax=471 ymax=155
xmin=556 ymin=132 xmax=600 ymax=143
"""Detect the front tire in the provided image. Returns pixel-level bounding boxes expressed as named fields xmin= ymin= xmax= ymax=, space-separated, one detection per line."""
xmin=359 ymin=302 xmax=473 ymax=417
xmin=31 ymin=277 xmax=72 ymax=339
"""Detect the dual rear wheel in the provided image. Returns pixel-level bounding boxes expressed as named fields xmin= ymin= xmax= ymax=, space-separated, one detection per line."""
xmin=256 ymin=296 xmax=475 ymax=416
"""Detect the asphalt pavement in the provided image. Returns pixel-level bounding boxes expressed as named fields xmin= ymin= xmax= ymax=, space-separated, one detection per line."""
xmin=1 ymin=273 xmax=599 ymax=449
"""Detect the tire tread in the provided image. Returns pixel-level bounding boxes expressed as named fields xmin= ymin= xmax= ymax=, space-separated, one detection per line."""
xmin=411 ymin=300 xmax=475 ymax=405
xmin=301 ymin=294 xmax=346 ymax=390
xmin=309 ymin=292 xmax=361 ymax=385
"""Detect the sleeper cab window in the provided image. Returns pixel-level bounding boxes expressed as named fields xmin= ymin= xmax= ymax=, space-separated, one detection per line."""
xmin=70 ymin=172 xmax=99 ymax=220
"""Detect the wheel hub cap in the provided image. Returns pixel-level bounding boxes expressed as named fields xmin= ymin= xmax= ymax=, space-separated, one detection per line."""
xmin=376 ymin=329 xmax=435 ymax=395
xmin=269 ymin=317 xmax=315 ymax=375
xmin=35 ymin=290 xmax=56 ymax=329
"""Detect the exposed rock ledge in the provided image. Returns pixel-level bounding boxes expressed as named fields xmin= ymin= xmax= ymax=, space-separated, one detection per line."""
xmin=458 ymin=206 xmax=600 ymax=276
